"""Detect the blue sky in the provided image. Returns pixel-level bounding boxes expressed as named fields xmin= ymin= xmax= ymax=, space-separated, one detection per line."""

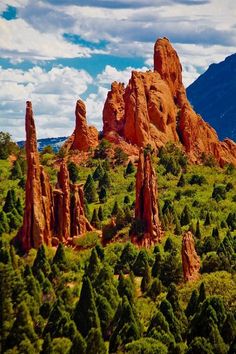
xmin=0 ymin=0 xmax=235 ymax=140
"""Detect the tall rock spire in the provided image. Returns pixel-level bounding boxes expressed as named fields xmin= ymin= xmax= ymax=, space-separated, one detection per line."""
xmin=63 ymin=99 xmax=99 ymax=152
xmin=53 ymin=161 xmax=71 ymax=241
xmin=17 ymin=101 xmax=53 ymax=252
xmin=131 ymin=149 xmax=162 ymax=247
xmin=154 ymin=37 xmax=183 ymax=99
xmin=182 ymin=231 xmax=200 ymax=282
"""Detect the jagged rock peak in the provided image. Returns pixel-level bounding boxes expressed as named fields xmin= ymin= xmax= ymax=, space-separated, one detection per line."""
xmin=154 ymin=37 xmax=183 ymax=98
xmin=103 ymin=81 xmax=125 ymax=137
xmin=131 ymin=148 xmax=162 ymax=247
xmin=181 ymin=231 xmax=200 ymax=282
xmin=17 ymin=101 xmax=53 ymax=252
xmin=102 ymin=37 xmax=236 ymax=167
xmin=64 ymin=99 xmax=99 ymax=152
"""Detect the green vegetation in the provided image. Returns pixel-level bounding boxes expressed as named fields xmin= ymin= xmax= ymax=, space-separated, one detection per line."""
xmin=0 ymin=141 xmax=236 ymax=353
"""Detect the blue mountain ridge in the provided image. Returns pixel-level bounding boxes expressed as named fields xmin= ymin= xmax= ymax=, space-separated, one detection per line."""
xmin=17 ymin=136 xmax=67 ymax=152
xmin=187 ymin=53 xmax=236 ymax=142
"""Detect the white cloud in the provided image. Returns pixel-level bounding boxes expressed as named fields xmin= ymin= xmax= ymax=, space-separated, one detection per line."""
xmin=0 ymin=66 xmax=92 ymax=140
xmin=0 ymin=17 xmax=92 ymax=61
xmin=85 ymin=86 xmax=108 ymax=130
xmin=97 ymin=64 xmax=148 ymax=85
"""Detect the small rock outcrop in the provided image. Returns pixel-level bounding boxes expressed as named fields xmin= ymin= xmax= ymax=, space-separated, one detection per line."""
xmin=16 ymin=101 xmax=54 ymax=252
xmin=182 ymin=231 xmax=200 ymax=282
xmin=64 ymin=99 xmax=98 ymax=152
xmin=131 ymin=149 xmax=162 ymax=247
xmin=102 ymin=37 xmax=236 ymax=166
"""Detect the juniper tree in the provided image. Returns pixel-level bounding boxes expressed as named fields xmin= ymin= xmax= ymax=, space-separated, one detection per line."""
xmin=74 ymin=276 xmax=100 ymax=337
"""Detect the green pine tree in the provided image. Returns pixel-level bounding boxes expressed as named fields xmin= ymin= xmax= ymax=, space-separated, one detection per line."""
xmin=86 ymin=328 xmax=106 ymax=354
xmin=52 ymin=243 xmax=68 ymax=270
xmin=125 ymin=161 xmax=135 ymax=175
xmin=99 ymin=186 xmax=107 ymax=203
xmin=177 ymin=173 xmax=185 ymax=187
xmin=32 ymin=245 xmax=51 ymax=277
xmin=74 ymin=276 xmax=100 ymax=337
xmin=195 ymin=220 xmax=201 ymax=239
xmin=109 ymin=296 xmax=140 ymax=353
xmin=180 ymin=205 xmax=192 ymax=226
xmin=68 ymin=162 xmax=79 ymax=183
xmin=84 ymin=175 xmax=97 ymax=203
xmin=98 ymin=206 xmax=104 ymax=221
xmin=69 ymin=332 xmax=86 ymax=354
xmin=93 ymin=164 xmax=104 ymax=181
xmin=11 ymin=160 xmax=23 ymax=180
xmin=91 ymin=209 xmax=101 ymax=229
xmin=141 ymin=263 xmax=152 ymax=293
xmin=111 ymin=201 xmax=119 ymax=216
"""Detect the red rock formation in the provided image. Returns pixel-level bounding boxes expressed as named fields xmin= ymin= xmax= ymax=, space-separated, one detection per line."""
xmin=53 ymin=161 xmax=71 ymax=241
xmin=131 ymin=149 xmax=162 ymax=247
xmin=103 ymin=82 xmax=125 ymax=137
xmin=182 ymin=231 xmax=200 ymax=282
xmin=17 ymin=102 xmax=94 ymax=252
xmin=102 ymin=37 xmax=236 ymax=167
xmin=54 ymin=161 xmax=93 ymax=241
xmin=70 ymin=184 xmax=93 ymax=237
xmin=17 ymin=101 xmax=53 ymax=252
xmin=64 ymin=99 xmax=98 ymax=152
xmin=123 ymin=71 xmax=179 ymax=148
xmin=154 ymin=37 xmax=183 ymax=99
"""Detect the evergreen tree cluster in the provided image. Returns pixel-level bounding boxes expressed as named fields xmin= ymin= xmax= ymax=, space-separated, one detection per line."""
xmin=0 ymin=189 xmax=23 ymax=234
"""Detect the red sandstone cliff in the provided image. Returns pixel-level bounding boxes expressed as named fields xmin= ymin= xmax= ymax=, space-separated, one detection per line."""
xmin=102 ymin=37 xmax=236 ymax=166
xmin=131 ymin=149 xmax=162 ymax=247
xmin=16 ymin=101 xmax=54 ymax=252
xmin=64 ymin=99 xmax=98 ymax=152
xmin=182 ymin=231 xmax=200 ymax=282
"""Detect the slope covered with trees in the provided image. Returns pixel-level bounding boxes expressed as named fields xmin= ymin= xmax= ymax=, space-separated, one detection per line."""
xmin=0 ymin=135 xmax=236 ymax=353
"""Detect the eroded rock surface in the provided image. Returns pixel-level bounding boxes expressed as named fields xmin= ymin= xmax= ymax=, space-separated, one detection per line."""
xmin=102 ymin=37 xmax=236 ymax=166
xmin=17 ymin=101 xmax=54 ymax=252
xmin=182 ymin=231 xmax=200 ymax=282
xmin=131 ymin=149 xmax=162 ymax=246
xmin=64 ymin=99 xmax=98 ymax=152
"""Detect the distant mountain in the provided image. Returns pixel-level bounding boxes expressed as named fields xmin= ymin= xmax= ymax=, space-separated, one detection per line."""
xmin=17 ymin=136 xmax=67 ymax=152
xmin=187 ymin=53 xmax=236 ymax=141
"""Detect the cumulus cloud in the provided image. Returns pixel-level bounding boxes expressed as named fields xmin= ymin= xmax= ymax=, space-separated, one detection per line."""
xmin=0 ymin=66 xmax=92 ymax=140
xmin=0 ymin=17 xmax=94 ymax=61
xmin=97 ymin=64 xmax=148 ymax=85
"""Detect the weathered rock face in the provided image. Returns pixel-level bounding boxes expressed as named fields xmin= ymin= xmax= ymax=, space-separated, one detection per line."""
xmin=54 ymin=161 xmax=71 ymax=241
xmin=54 ymin=162 xmax=93 ymax=241
xmin=154 ymin=37 xmax=183 ymax=100
xmin=103 ymin=82 xmax=125 ymax=137
xmin=17 ymin=102 xmax=94 ymax=252
xmin=123 ymin=71 xmax=179 ymax=148
xmin=64 ymin=99 xmax=98 ymax=152
xmin=17 ymin=101 xmax=53 ymax=252
xmin=182 ymin=231 xmax=200 ymax=282
xmin=70 ymin=184 xmax=93 ymax=237
xmin=131 ymin=149 xmax=162 ymax=247
xmin=102 ymin=37 xmax=236 ymax=166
